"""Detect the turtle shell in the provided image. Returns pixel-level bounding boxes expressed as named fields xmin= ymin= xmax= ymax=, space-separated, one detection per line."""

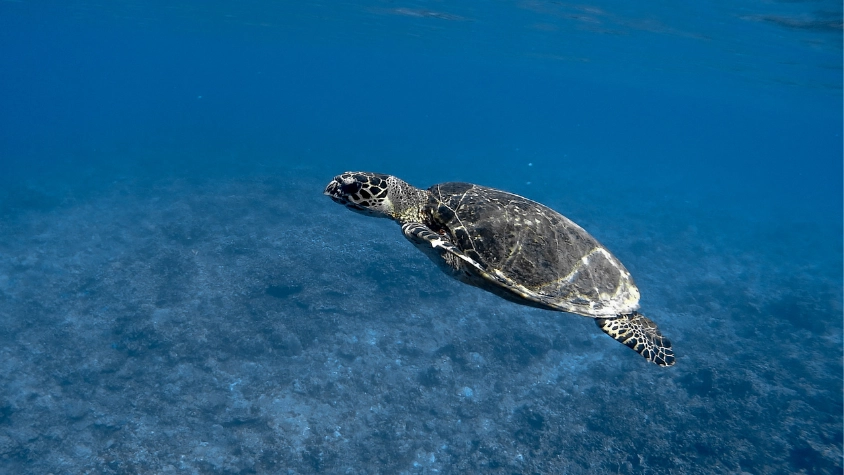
xmin=424 ymin=182 xmax=640 ymax=317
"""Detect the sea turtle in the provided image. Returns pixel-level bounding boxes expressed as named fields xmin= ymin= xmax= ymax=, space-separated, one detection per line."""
xmin=324 ymin=172 xmax=675 ymax=366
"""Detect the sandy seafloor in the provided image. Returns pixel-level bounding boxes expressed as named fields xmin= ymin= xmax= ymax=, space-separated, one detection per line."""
xmin=0 ymin=160 xmax=840 ymax=474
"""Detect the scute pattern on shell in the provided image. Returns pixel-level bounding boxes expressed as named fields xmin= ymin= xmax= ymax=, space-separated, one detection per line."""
xmin=425 ymin=183 xmax=640 ymax=317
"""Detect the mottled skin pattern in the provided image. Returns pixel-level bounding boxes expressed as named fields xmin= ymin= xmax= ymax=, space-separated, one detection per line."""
xmin=325 ymin=172 xmax=674 ymax=367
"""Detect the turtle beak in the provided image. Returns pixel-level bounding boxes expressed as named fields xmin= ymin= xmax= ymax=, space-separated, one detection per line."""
xmin=324 ymin=179 xmax=339 ymax=197
xmin=324 ymin=177 xmax=351 ymax=206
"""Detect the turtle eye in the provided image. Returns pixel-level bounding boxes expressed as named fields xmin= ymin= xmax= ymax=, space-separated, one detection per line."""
xmin=340 ymin=181 xmax=362 ymax=196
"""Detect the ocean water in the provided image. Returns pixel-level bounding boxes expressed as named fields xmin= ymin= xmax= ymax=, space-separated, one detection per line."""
xmin=0 ymin=1 xmax=841 ymax=473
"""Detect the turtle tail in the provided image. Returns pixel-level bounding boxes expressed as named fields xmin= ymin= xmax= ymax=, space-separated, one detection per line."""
xmin=596 ymin=312 xmax=675 ymax=366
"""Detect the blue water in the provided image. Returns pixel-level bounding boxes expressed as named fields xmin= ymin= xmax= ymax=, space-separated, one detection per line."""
xmin=0 ymin=1 xmax=841 ymax=473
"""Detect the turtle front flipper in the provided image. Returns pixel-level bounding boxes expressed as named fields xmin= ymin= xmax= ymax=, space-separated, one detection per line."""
xmin=402 ymin=223 xmax=568 ymax=310
xmin=401 ymin=223 xmax=483 ymax=278
xmin=596 ymin=312 xmax=675 ymax=366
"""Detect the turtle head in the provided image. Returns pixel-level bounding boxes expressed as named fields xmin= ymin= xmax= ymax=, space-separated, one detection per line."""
xmin=324 ymin=172 xmax=427 ymax=222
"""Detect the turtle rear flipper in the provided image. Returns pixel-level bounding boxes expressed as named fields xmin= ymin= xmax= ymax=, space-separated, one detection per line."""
xmin=596 ymin=312 xmax=675 ymax=366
